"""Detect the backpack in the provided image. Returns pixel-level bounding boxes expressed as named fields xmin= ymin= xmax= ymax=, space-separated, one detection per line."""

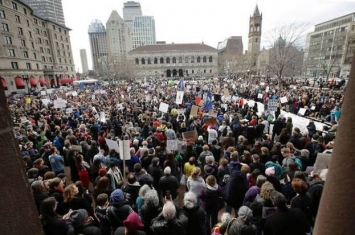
xmin=311 ymin=142 xmax=322 ymax=158
xmin=222 ymin=126 xmax=228 ymax=137
xmin=293 ymin=157 xmax=303 ymax=170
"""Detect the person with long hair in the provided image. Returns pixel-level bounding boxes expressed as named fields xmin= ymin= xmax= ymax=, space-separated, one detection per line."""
xmin=40 ymin=197 xmax=69 ymax=235
xmin=75 ymin=153 xmax=90 ymax=189
xmin=61 ymin=184 xmax=94 ymax=217
xmin=187 ymin=167 xmax=205 ymax=199
xmin=93 ymin=176 xmax=113 ymax=203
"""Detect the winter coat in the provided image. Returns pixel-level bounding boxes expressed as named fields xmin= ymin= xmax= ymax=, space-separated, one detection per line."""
xmin=150 ymin=207 xmax=188 ymax=235
xmin=183 ymin=206 xmax=207 ymax=235
xmin=107 ymin=200 xmax=134 ymax=235
xmin=158 ymin=174 xmax=179 ymax=199
xmin=199 ymin=184 xmax=224 ymax=213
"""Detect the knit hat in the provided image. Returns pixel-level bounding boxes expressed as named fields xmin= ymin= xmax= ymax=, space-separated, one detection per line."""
xmin=110 ymin=189 xmax=124 ymax=206
xmin=238 ymin=206 xmax=253 ymax=223
xmin=99 ymin=168 xmax=107 ymax=177
xmin=265 ymin=167 xmax=275 ymax=176
xmin=123 ymin=212 xmax=144 ymax=232
xmin=69 ymin=209 xmax=88 ymax=228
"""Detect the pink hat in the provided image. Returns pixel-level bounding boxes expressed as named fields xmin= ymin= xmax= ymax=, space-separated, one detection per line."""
xmin=265 ymin=167 xmax=275 ymax=176
xmin=123 ymin=212 xmax=144 ymax=232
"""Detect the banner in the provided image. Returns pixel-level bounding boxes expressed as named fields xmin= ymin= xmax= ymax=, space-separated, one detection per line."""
xmin=118 ymin=139 xmax=131 ymax=160
xmin=176 ymin=91 xmax=184 ymax=104
xmin=166 ymin=139 xmax=178 ymax=151
xmin=190 ymin=105 xmax=199 ymax=117
xmin=159 ymin=102 xmax=169 ymax=113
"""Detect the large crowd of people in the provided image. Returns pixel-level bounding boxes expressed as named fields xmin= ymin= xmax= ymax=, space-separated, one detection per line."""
xmin=11 ymin=76 xmax=343 ymax=235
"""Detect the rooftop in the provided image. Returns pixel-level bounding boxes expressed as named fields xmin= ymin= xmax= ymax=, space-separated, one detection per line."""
xmin=130 ymin=43 xmax=218 ymax=53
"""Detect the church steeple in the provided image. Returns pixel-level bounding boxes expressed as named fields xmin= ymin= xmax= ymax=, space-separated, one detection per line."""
xmin=253 ymin=4 xmax=261 ymax=16
xmin=248 ymin=4 xmax=262 ymax=56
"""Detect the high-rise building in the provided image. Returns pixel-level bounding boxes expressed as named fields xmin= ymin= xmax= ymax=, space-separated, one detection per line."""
xmin=123 ymin=1 xmax=156 ymax=49
xmin=305 ymin=12 xmax=355 ymax=78
xmin=80 ymin=49 xmax=89 ymax=74
xmin=123 ymin=0 xmax=142 ymax=29
xmin=88 ymin=20 xmax=108 ymax=71
xmin=106 ymin=10 xmax=132 ymax=65
xmin=132 ymin=16 xmax=156 ymax=49
xmin=20 ymin=0 xmax=66 ymax=26
xmin=248 ymin=4 xmax=262 ymax=57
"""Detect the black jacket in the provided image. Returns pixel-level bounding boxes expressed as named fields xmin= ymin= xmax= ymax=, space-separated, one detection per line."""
xmin=263 ymin=208 xmax=310 ymax=235
xmin=107 ymin=201 xmax=134 ymax=235
xmin=147 ymin=164 xmax=162 ymax=190
xmin=151 ymin=207 xmax=188 ymax=235
xmin=121 ymin=183 xmax=141 ymax=211
xmin=183 ymin=206 xmax=207 ymax=235
xmin=158 ymin=174 xmax=179 ymax=199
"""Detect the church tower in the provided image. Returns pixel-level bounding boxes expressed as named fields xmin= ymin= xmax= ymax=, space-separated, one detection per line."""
xmin=248 ymin=4 xmax=262 ymax=57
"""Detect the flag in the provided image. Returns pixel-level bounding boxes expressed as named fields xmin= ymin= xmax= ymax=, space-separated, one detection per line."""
xmin=178 ymin=78 xmax=184 ymax=91
xmin=203 ymin=90 xmax=213 ymax=111
xmin=79 ymin=82 xmax=84 ymax=90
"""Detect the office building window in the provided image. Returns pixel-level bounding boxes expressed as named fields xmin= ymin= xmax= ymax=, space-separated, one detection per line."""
xmin=11 ymin=62 xmax=18 ymax=69
xmin=166 ymin=57 xmax=170 ymax=63
xmin=8 ymin=49 xmax=15 ymax=57
xmin=26 ymin=20 xmax=30 ymax=27
xmin=61 ymin=43 xmax=64 ymax=49
xmin=210 ymin=69 xmax=212 ymax=73
xmin=31 ymin=42 xmax=34 ymax=48
xmin=2 ymin=23 xmax=9 ymax=32
xmin=59 ymin=28 xmax=61 ymax=33
xmin=41 ymin=56 xmax=45 ymax=62
xmin=29 ymin=31 xmax=32 ymax=38
xmin=40 ymin=47 xmax=43 ymax=53
xmin=49 ymin=57 xmax=52 ymax=62
xmin=179 ymin=57 xmax=182 ymax=63
xmin=209 ymin=56 xmax=213 ymax=63
xmin=191 ymin=56 xmax=194 ymax=63
xmin=154 ymin=58 xmax=157 ymax=64
xmin=160 ymin=57 xmax=164 ymax=64
xmin=64 ymin=59 xmax=67 ymax=63
xmin=52 ymin=25 xmax=55 ymax=30
xmin=34 ymin=18 xmax=37 ymax=24
xmin=23 ymin=51 xmax=28 ymax=58
xmin=26 ymin=63 xmax=31 ymax=70
xmin=59 ymin=58 xmax=61 ymax=63
xmin=21 ymin=39 xmax=26 ymax=47
xmin=197 ymin=56 xmax=201 ymax=63
xmin=47 ymin=49 xmax=50 ymax=54
xmin=57 ymin=50 xmax=60 ymax=56
xmin=141 ymin=58 xmax=145 ymax=64
xmin=33 ymin=53 xmax=36 ymax=59
xmin=23 ymin=8 xmax=27 ymax=15
xmin=172 ymin=57 xmax=176 ymax=63
xmin=185 ymin=57 xmax=188 ymax=63
xmin=148 ymin=58 xmax=151 ymax=64
xmin=12 ymin=2 xmax=17 ymax=10
xmin=5 ymin=36 xmax=12 ymax=44
xmin=36 ymin=28 xmax=40 ymax=34
xmin=38 ymin=38 xmax=42 ymax=44
xmin=192 ymin=70 xmax=194 ymax=74
xmin=67 ymin=45 xmax=69 ymax=50
xmin=55 ymin=34 xmax=57 ymax=39
xmin=204 ymin=70 xmax=206 ymax=73
xmin=0 ymin=0 xmax=2 ymax=5
xmin=203 ymin=56 xmax=207 ymax=63
xmin=15 ymin=15 xmax=20 ymax=23
xmin=0 ymin=10 xmax=5 ymax=18
xmin=42 ymin=22 xmax=45 ymax=27
xmin=36 ymin=64 xmax=39 ymax=70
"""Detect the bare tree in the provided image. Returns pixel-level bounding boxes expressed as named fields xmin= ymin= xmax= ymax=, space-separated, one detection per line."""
xmin=265 ymin=22 xmax=310 ymax=83
xmin=320 ymin=46 xmax=342 ymax=81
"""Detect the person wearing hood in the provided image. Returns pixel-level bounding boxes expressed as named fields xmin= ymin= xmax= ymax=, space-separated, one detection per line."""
xmin=306 ymin=120 xmax=316 ymax=138
xmin=199 ymin=175 xmax=224 ymax=232
xmin=147 ymin=157 xmax=163 ymax=192
xmin=107 ymin=189 xmax=134 ymax=235
xmin=67 ymin=209 xmax=101 ymax=235
xmin=114 ymin=211 xmax=147 ymax=235
xmin=150 ymin=200 xmax=188 ymax=235
xmin=183 ymin=192 xmax=207 ymax=235
xmin=219 ymin=206 xmax=257 ymax=235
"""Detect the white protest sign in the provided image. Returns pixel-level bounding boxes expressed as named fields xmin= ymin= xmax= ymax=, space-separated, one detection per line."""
xmin=298 ymin=108 xmax=307 ymax=116
xmin=41 ymin=99 xmax=50 ymax=105
xmin=280 ymin=96 xmax=288 ymax=103
xmin=167 ymin=139 xmax=178 ymax=151
xmin=66 ymin=108 xmax=73 ymax=114
xmin=53 ymin=99 xmax=66 ymax=108
xmin=117 ymin=103 xmax=124 ymax=110
xmin=46 ymin=89 xmax=53 ymax=94
xmin=41 ymin=91 xmax=46 ymax=96
xmin=266 ymin=86 xmax=270 ymax=93
xmin=159 ymin=102 xmax=169 ymax=113
xmin=311 ymin=106 xmax=316 ymax=111
xmin=145 ymin=95 xmax=151 ymax=101
xmin=118 ymin=139 xmax=131 ymax=160
xmin=176 ymin=91 xmax=184 ymax=104
xmin=268 ymin=99 xmax=278 ymax=112
xmin=72 ymin=91 xmax=78 ymax=96
xmin=105 ymin=138 xmax=120 ymax=154
xmin=260 ymin=82 xmax=265 ymax=86
xmin=258 ymin=93 xmax=263 ymax=99
xmin=94 ymin=113 xmax=100 ymax=119
xmin=92 ymin=95 xmax=95 ymax=100
xmin=100 ymin=112 xmax=106 ymax=123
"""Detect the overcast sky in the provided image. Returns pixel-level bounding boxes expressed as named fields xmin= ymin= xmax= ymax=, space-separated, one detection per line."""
xmin=62 ymin=0 xmax=355 ymax=72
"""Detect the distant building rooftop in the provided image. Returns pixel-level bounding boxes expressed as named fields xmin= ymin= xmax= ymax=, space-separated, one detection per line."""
xmin=130 ymin=43 xmax=218 ymax=53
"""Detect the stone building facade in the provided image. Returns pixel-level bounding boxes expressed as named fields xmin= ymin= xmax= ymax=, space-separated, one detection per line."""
xmin=0 ymin=0 xmax=75 ymax=95
xmin=129 ymin=43 xmax=218 ymax=78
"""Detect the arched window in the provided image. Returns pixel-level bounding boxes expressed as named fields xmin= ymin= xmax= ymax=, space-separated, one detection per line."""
xmin=191 ymin=56 xmax=195 ymax=63
xmin=203 ymin=56 xmax=207 ymax=63
xmin=160 ymin=57 xmax=164 ymax=64
xmin=172 ymin=57 xmax=176 ymax=63
xmin=148 ymin=58 xmax=151 ymax=64
xmin=197 ymin=56 xmax=201 ymax=63
xmin=135 ymin=58 xmax=139 ymax=65
xmin=166 ymin=57 xmax=170 ymax=63
xmin=185 ymin=56 xmax=188 ymax=63
xmin=154 ymin=58 xmax=158 ymax=64
xmin=141 ymin=58 xmax=145 ymax=64
xmin=209 ymin=56 xmax=213 ymax=63
xmin=179 ymin=57 xmax=182 ymax=63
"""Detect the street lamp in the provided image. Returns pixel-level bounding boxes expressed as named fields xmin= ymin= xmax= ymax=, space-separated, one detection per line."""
xmin=22 ymin=72 xmax=30 ymax=94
